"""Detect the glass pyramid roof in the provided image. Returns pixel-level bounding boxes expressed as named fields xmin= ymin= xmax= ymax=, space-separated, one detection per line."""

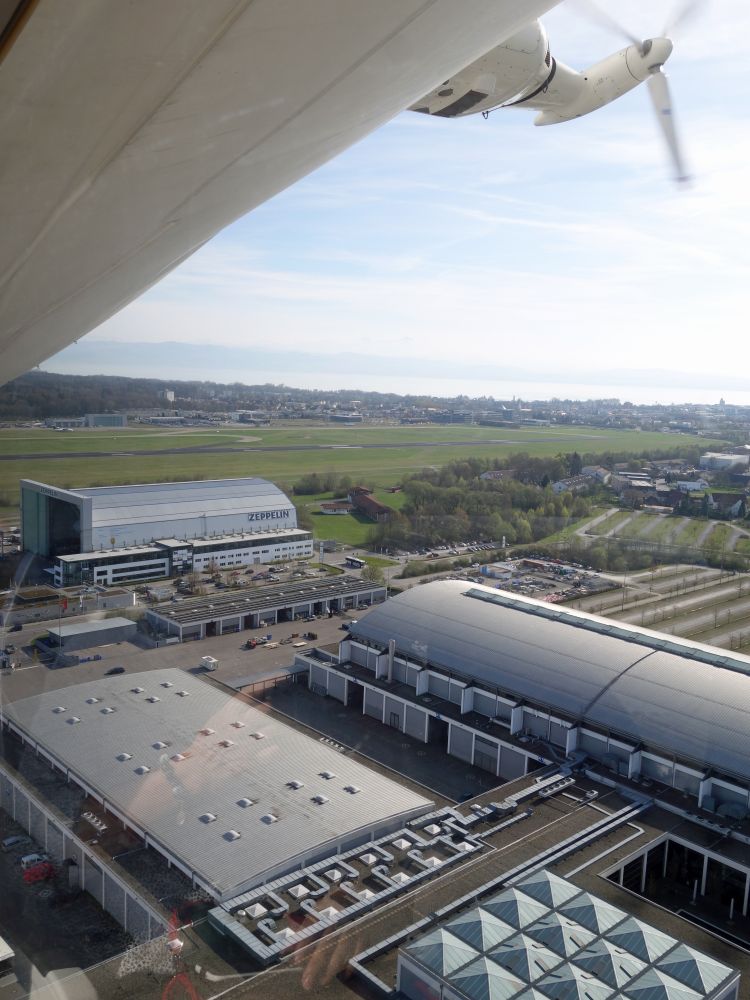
xmin=623 ymin=967 xmax=703 ymax=1000
xmin=656 ymin=944 xmax=733 ymax=994
xmin=450 ymin=907 xmax=517 ymax=952
xmin=572 ymin=939 xmax=647 ymax=989
xmin=517 ymin=870 xmax=583 ymax=910
xmin=526 ymin=913 xmax=596 ymax=959
xmin=536 ymin=962 xmax=614 ymax=1000
xmin=449 ymin=955 xmax=527 ymax=1000
xmin=608 ymin=918 xmax=679 ymax=964
xmin=407 ymin=927 xmax=479 ymax=977
xmin=560 ymin=893 xmax=628 ymax=936
xmin=481 ymin=888 xmax=551 ymax=930
xmin=490 ymin=933 xmax=562 ymax=982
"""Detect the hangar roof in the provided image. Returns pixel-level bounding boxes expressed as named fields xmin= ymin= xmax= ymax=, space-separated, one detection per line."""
xmin=3 ymin=669 xmax=431 ymax=901
xmin=21 ymin=477 xmax=295 ymax=531
xmin=350 ymin=581 xmax=750 ymax=780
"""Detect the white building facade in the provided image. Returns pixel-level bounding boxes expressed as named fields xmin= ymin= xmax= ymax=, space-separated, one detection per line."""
xmin=20 ymin=477 xmax=313 ymax=586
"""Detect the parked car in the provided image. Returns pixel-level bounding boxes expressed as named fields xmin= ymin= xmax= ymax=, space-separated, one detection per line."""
xmin=106 ymin=665 xmax=125 ymax=675
xmin=20 ymin=852 xmax=49 ymax=870
xmin=9 ymin=623 xmax=22 ymax=632
xmin=2 ymin=834 xmax=33 ymax=852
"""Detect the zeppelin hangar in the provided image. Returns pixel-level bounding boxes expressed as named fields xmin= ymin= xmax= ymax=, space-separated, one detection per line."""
xmin=20 ymin=476 xmax=313 ymax=586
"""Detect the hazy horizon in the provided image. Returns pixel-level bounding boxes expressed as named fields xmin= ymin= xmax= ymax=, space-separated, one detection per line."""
xmin=39 ymin=339 xmax=749 ymax=407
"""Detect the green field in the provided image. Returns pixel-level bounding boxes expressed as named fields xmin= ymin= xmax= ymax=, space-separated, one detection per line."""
xmin=587 ymin=510 xmax=632 ymax=536
xmin=308 ymin=511 xmax=374 ymax=546
xmin=0 ymin=425 xmax=712 ymax=548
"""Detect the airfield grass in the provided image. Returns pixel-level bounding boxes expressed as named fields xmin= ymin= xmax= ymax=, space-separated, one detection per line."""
xmin=0 ymin=423 xmax=711 ymax=456
xmin=0 ymin=425 xmax=712 ymax=548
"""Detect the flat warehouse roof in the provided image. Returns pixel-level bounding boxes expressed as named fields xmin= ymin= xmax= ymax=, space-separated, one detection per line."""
xmin=3 ymin=669 xmax=432 ymax=901
xmin=47 ymin=617 xmax=135 ymax=639
xmin=149 ymin=575 xmax=382 ymax=626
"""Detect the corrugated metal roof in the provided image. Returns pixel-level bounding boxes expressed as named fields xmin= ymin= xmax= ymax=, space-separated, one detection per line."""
xmin=350 ymin=582 xmax=750 ymax=780
xmin=70 ymin=478 xmax=295 ymax=530
xmin=3 ymin=669 xmax=431 ymax=900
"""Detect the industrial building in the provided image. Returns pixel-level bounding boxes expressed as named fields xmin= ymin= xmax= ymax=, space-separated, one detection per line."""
xmin=147 ymin=575 xmax=386 ymax=641
xmin=1 ymin=668 xmax=432 ymax=904
xmin=300 ymin=581 xmax=750 ymax=820
xmin=44 ymin=617 xmax=137 ymax=651
xmin=20 ymin=477 xmax=313 ymax=585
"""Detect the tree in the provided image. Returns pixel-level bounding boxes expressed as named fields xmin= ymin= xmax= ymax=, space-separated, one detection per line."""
xmin=361 ymin=563 xmax=385 ymax=586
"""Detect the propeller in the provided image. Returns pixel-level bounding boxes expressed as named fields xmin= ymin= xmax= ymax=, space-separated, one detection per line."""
xmin=646 ymin=69 xmax=689 ymax=182
xmin=572 ymin=0 xmax=707 ymax=182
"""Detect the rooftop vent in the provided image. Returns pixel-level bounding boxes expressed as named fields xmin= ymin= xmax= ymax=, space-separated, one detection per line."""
xmin=250 ymin=732 xmax=266 ymax=740
xmin=153 ymin=741 xmax=170 ymax=750
xmin=230 ymin=721 xmax=245 ymax=729
xmin=237 ymin=797 xmax=255 ymax=808
xmin=200 ymin=813 xmax=217 ymax=824
xmin=344 ymin=785 xmax=361 ymax=794
xmin=312 ymin=794 xmax=329 ymax=805
xmin=260 ymin=813 xmax=279 ymax=824
xmin=67 ymin=717 xmax=81 ymax=725
xmin=101 ymin=706 xmax=116 ymax=714
xmin=135 ymin=765 xmax=151 ymax=775
xmin=86 ymin=697 xmax=101 ymax=704
xmin=199 ymin=728 xmax=215 ymax=736
xmin=52 ymin=706 xmax=66 ymax=714
xmin=146 ymin=696 xmax=160 ymax=703
xmin=225 ymin=830 xmax=242 ymax=841
xmin=176 ymin=690 xmax=190 ymax=697
xmin=117 ymin=752 xmax=132 ymax=761
xmin=218 ymin=739 xmax=235 ymax=749
xmin=161 ymin=681 xmax=174 ymax=688
xmin=131 ymin=686 xmax=145 ymax=694
xmin=319 ymin=771 xmax=336 ymax=780
xmin=287 ymin=780 xmax=304 ymax=790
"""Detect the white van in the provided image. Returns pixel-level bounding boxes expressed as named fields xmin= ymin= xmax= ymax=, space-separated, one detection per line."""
xmin=20 ymin=852 xmax=49 ymax=870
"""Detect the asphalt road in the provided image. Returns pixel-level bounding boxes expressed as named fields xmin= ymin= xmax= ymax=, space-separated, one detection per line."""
xmin=0 ymin=609 xmax=362 ymax=704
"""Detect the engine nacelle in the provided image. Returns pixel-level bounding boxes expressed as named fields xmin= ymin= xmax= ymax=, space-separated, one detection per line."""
xmin=532 ymin=38 xmax=674 ymax=125
xmin=410 ymin=21 xmax=552 ymax=119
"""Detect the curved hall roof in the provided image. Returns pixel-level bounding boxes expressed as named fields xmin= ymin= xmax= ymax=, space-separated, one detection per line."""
xmin=349 ymin=581 xmax=750 ymax=781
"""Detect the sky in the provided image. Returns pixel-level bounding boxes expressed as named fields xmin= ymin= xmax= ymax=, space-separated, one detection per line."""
xmin=44 ymin=1 xmax=750 ymax=404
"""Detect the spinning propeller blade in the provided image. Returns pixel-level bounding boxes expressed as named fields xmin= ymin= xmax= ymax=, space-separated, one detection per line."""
xmin=571 ymin=0 xmax=706 ymax=182
xmin=647 ymin=69 xmax=689 ymax=182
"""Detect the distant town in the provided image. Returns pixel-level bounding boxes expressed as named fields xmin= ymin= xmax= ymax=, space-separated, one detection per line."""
xmin=3 ymin=370 xmax=750 ymax=440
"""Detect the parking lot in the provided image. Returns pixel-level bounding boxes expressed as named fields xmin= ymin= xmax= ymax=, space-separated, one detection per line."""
xmin=0 ymin=812 xmax=131 ymax=998
xmin=0 ymin=607 xmax=362 ymax=704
